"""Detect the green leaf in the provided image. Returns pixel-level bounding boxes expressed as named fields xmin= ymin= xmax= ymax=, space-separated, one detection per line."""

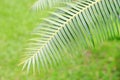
xmin=32 ymin=0 xmax=73 ymax=11
xmin=22 ymin=0 xmax=120 ymax=72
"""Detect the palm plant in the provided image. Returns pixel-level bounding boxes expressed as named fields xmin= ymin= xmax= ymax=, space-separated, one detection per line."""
xmin=32 ymin=0 xmax=74 ymax=10
xmin=21 ymin=0 xmax=120 ymax=72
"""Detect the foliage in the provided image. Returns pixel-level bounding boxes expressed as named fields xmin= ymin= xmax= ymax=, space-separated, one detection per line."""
xmin=0 ymin=0 xmax=120 ymax=79
xmin=32 ymin=0 xmax=73 ymax=10
xmin=21 ymin=0 xmax=120 ymax=72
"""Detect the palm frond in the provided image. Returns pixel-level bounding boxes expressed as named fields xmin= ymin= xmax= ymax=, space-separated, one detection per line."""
xmin=22 ymin=0 xmax=120 ymax=72
xmin=32 ymin=0 xmax=74 ymax=10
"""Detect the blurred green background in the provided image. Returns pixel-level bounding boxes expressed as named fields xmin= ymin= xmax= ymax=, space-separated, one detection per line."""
xmin=0 ymin=0 xmax=120 ymax=80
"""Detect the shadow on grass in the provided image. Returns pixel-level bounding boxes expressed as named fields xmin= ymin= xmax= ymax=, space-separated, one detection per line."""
xmin=115 ymin=50 xmax=120 ymax=80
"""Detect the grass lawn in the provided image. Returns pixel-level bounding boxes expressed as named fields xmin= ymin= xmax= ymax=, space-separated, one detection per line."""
xmin=0 ymin=0 xmax=120 ymax=80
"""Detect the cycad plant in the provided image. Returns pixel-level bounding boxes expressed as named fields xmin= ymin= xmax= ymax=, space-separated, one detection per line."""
xmin=21 ymin=0 xmax=120 ymax=72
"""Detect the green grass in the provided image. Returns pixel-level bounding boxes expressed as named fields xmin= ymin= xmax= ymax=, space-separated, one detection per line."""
xmin=0 ymin=0 xmax=120 ymax=80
